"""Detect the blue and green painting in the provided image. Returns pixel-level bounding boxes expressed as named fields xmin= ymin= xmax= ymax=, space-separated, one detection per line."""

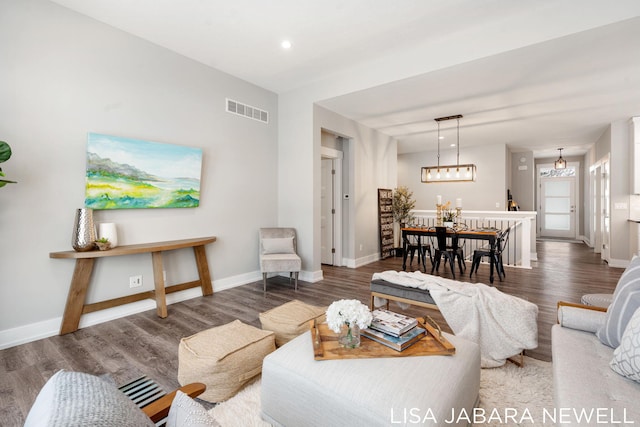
xmin=85 ymin=133 xmax=202 ymax=209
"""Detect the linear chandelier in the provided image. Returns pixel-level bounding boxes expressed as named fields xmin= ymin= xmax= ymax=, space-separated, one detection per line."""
xmin=421 ymin=114 xmax=476 ymax=183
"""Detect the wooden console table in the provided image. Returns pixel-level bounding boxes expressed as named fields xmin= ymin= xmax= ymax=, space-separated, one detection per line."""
xmin=50 ymin=236 xmax=216 ymax=335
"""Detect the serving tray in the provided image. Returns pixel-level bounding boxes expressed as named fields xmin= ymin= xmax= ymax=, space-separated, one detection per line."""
xmin=310 ymin=316 xmax=455 ymax=361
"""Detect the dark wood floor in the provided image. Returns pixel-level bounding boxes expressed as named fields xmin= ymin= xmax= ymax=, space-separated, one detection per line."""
xmin=0 ymin=240 xmax=623 ymax=425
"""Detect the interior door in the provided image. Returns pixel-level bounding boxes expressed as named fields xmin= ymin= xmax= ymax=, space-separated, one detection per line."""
xmin=540 ymin=176 xmax=576 ymax=238
xmin=321 ymin=158 xmax=334 ymax=265
xmin=601 ymin=159 xmax=610 ymax=262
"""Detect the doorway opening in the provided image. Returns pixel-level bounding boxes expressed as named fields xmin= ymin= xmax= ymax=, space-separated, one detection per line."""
xmin=321 ymin=141 xmax=344 ymax=266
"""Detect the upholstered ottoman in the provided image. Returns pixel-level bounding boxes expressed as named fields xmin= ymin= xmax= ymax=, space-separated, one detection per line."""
xmin=178 ymin=320 xmax=275 ymax=402
xmin=261 ymin=331 xmax=481 ymax=426
xmin=259 ymin=299 xmax=327 ymax=347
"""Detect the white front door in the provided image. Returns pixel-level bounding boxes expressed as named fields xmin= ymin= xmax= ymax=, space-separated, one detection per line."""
xmin=539 ymin=165 xmax=577 ymax=238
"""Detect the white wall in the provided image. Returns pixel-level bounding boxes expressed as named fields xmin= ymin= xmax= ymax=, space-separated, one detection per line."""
xmin=314 ymin=105 xmax=398 ymax=266
xmin=397 ymin=143 xmax=507 ymax=211
xmin=610 ymin=120 xmax=632 ymax=264
xmin=0 ymin=0 xmax=278 ymax=346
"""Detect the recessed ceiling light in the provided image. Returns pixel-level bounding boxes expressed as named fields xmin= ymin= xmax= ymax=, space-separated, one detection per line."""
xmin=450 ymin=143 xmax=456 ymax=147
xmin=281 ymin=40 xmax=292 ymax=49
xmin=438 ymin=136 xmax=445 ymax=140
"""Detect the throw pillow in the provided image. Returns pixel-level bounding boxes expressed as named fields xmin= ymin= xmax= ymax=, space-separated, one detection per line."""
xmin=262 ymin=237 xmax=295 ymax=254
xmin=610 ymin=307 xmax=640 ymax=383
xmin=166 ymin=390 xmax=220 ymax=427
xmin=597 ymin=255 xmax=640 ymax=348
xmin=24 ymin=370 xmax=155 ymax=427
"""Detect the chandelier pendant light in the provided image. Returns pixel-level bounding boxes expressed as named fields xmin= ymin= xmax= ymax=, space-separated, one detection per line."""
xmin=421 ymin=114 xmax=476 ymax=183
xmin=554 ymin=148 xmax=567 ymax=169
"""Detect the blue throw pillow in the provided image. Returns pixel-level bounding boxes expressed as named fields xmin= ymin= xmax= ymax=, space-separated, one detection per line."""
xmin=597 ymin=256 xmax=640 ymax=348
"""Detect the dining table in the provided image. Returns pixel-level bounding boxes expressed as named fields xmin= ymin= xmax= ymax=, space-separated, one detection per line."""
xmin=401 ymin=226 xmax=502 ymax=282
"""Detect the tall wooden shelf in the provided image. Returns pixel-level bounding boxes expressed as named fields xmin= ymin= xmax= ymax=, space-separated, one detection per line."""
xmin=378 ymin=189 xmax=394 ymax=259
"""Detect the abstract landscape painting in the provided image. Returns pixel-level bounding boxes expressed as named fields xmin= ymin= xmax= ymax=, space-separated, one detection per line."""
xmin=85 ymin=133 xmax=202 ymax=209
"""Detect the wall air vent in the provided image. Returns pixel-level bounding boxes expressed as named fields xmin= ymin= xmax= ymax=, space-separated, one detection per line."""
xmin=226 ymin=98 xmax=269 ymax=124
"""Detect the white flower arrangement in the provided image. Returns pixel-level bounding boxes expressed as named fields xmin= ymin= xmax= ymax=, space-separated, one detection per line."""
xmin=326 ymin=299 xmax=373 ymax=333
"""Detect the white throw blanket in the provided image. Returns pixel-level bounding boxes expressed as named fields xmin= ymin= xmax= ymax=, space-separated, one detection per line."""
xmin=372 ymin=270 xmax=538 ymax=368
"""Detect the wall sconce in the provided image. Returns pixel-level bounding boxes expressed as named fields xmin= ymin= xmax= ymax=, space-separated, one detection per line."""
xmin=421 ymin=114 xmax=476 ymax=183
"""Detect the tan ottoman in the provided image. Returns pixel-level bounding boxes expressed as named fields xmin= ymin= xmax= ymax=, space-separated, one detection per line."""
xmin=259 ymin=300 xmax=327 ymax=347
xmin=177 ymin=320 xmax=275 ymax=402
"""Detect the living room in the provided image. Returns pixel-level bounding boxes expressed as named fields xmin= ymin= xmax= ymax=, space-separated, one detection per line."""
xmin=2 ymin=0 xmax=640 ymax=425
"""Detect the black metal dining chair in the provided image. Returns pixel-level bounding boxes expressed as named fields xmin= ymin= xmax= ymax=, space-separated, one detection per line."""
xmin=469 ymin=226 xmax=511 ymax=283
xmin=406 ymin=234 xmax=432 ymax=272
xmin=431 ymin=226 xmax=465 ymax=278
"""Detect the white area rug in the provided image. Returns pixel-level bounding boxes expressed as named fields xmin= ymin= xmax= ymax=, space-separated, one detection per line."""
xmin=208 ymin=356 xmax=553 ymax=427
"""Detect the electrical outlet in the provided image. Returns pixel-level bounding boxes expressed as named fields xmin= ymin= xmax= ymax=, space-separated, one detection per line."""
xmin=129 ymin=275 xmax=142 ymax=288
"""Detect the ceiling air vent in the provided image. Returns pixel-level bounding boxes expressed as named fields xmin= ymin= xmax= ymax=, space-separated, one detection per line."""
xmin=226 ymin=98 xmax=269 ymax=124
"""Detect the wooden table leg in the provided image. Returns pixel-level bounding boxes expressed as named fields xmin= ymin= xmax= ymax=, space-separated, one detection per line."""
xmin=60 ymin=258 xmax=95 ymax=335
xmin=151 ymin=251 xmax=168 ymax=318
xmin=193 ymin=245 xmax=213 ymax=296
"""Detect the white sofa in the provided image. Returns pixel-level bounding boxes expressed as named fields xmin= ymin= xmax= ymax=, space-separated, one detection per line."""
xmin=552 ymin=255 xmax=640 ymax=426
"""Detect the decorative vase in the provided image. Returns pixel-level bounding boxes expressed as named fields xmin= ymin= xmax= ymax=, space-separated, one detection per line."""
xmin=444 ymin=221 xmax=454 ymax=228
xmin=98 ymin=222 xmax=118 ymax=248
xmin=338 ymin=323 xmax=361 ymax=349
xmin=71 ymin=208 xmax=96 ymax=252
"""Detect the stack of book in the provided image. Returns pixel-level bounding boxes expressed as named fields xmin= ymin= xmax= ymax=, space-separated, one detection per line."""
xmin=361 ymin=309 xmax=426 ymax=351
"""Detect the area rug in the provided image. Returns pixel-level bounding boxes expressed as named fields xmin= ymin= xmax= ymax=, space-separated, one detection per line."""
xmin=208 ymin=356 xmax=553 ymax=427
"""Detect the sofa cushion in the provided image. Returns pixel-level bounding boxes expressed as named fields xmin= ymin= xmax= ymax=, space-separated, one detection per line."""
xmin=552 ymin=325 xmax=640 ymax=423
xmin=610 ymin=307 xmax=640 ymax=383
xmin=166 ymin=390 xmax=220 ymax=427
xmin=597 ymin=255 xmax=640 ymax=348
xmin=262 ymin=237 xmax=295 ymax=254
xmin=24 ymin=370 xmax=154 ymax=427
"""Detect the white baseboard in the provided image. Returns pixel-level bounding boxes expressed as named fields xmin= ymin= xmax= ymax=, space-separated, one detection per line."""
xmin=608 ymin=258 xmax=630 ymax=269
xmin=342 ymin=252 xmax=380 ymax=269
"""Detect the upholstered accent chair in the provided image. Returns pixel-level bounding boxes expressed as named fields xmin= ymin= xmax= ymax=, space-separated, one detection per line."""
xmin=259 ymin=228 xmax=302 ymax=291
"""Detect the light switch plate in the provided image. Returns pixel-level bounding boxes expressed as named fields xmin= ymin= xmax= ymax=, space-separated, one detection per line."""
xmin=614 ymin=202 xmax=628 ymax=210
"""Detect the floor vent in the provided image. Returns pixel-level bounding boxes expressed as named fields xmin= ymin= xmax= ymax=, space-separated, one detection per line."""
xmin=226 ymin=98 xmax=269 ymax=124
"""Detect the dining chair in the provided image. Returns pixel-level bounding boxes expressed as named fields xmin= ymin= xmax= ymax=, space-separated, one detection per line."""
xmin=469 ymin=226 xmax=511 ymax=283
xmin=431 ymin=226 xmax=464 ymax=278
xmin=406 ymin=234 xmax=432 ymax=272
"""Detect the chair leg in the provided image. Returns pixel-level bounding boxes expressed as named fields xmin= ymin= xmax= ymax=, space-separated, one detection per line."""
xmin=431 ymin=252 xmax=441 ymax=274
xmin=294 ymin=272 xmax=299 ymax=291
xmin=448 ymin=254 xmax=456 ymax=279
xmin=262 ymin=273 xmax=267 ymax=292
xmin=469 ymin=255 xmax=478 ymax=277
xmin=456 ymin=252 xmax=465 ymax=275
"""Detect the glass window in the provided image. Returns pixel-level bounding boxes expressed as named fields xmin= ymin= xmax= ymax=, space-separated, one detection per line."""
xmin=539 ymin=167 xmax=576 ymax=178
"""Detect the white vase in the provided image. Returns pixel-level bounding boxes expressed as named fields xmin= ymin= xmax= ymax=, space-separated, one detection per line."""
xmin=98 ymin=222 xmax=118 ymax=248
xmin=444 ymin=221 xmax=454 ymax=228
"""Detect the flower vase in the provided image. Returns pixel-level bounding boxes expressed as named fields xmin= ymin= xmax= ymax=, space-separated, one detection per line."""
xmin=338 ymin=323 xmax=361 ymax=348
xmin=71 ymin=208 xmax=96 ymax=252
xmin=444 ymin=221 xmax=454 ymax=228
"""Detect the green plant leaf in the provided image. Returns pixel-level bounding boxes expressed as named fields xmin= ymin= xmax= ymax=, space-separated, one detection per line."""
xmin=0 ymin=141 xmax=11 ymax=163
